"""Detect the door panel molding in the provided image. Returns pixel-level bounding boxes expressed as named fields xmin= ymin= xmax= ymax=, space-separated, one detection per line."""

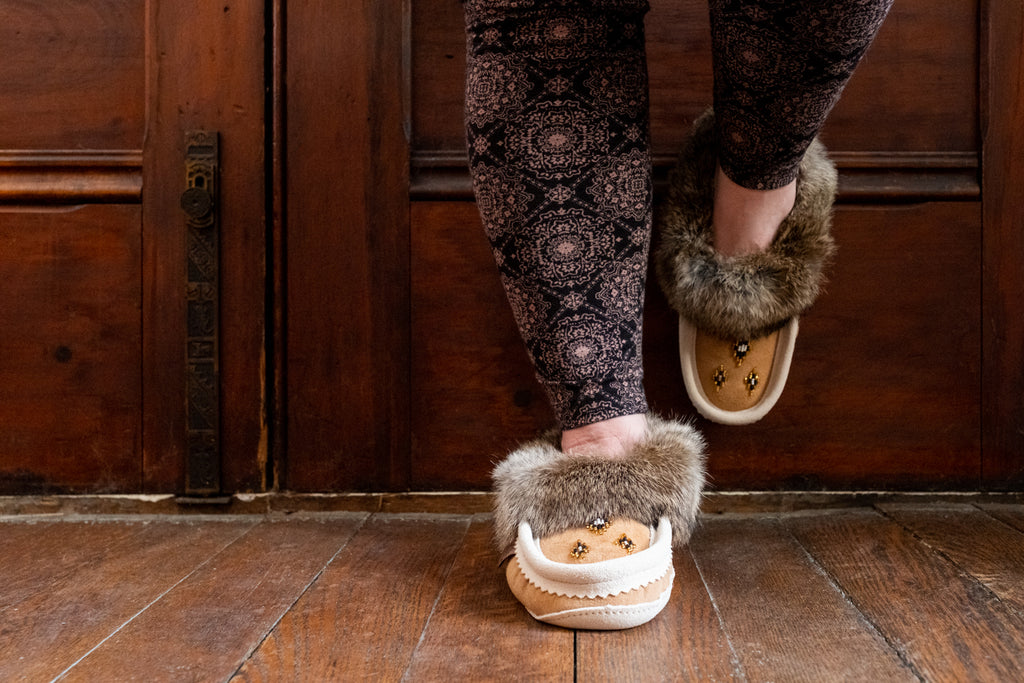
xmin=409 ymin=150 xmax=981 ymax=203
xmin=0 ymin=151 xmax=142 ymax=204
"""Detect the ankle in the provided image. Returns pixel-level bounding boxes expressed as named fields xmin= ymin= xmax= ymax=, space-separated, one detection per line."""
xmin=560 ymin=414 xmax=648 ymax=459
xmin=712 ymin=165 xmax=796 ymax=257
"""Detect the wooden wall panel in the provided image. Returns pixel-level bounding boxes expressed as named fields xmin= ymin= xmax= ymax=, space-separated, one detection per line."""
xmin=0 ymin=0 xmax=145 ymax=150
xmin=410 ymin=203 xmax=552 ymax=489
xmin=404 ymin=0 xmax=996 ymax=492
xmin=0 ymin=1 xmax=266 ymax=495
xmin=0 ymin=206 xmax=142 ymax=493
xmin=0 ymin=2 xmax=147 ymax=494
xmin=142 ymin=0 xmax=268 ymax=493
xmin=412 ymin=0 xmax=978 ymax=155
xmin=648 ymin=202 xmax=982 ymax=491
xmin=283 ymin=1 xmax=410 ymax=491
xmin=817 ymin=1 xmax=978 ymax=153
xmin=411 ymin=201 xmax=982 ymax=491
xmin=981 ymin=1 xmax=1024 ymax=488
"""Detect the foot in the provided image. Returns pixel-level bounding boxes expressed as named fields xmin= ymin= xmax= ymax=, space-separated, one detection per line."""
xmin=712 ymin=164 xmax=796 ymax=257
xmin=560 ymin=413 xmax=648 ymax=459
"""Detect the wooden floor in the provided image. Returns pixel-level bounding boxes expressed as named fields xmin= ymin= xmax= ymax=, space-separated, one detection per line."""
xmin=3 ymin=504 xmax=1023 ymax=681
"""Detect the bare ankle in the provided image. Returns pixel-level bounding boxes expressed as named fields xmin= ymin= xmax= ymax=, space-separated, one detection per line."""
xmin=713 ymin=165 xmax=796 ymax=257
xmin=560 ymin=414 xmax=648 ymax=459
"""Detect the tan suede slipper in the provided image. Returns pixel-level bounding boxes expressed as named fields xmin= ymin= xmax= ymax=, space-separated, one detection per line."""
xmin=679 ymin=317 xmax=798 ymax=425
xmin=492 ymin=414 xmax=706 ymax=630
xmin=506 ymin=517 xmax=675 ymax=629
xmin=655 ymin=109 xmax=837 ymax=425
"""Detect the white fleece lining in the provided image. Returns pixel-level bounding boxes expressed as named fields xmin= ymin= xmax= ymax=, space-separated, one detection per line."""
xmin=515 ymin=518 xmax=674 ymax=599
xmin=679 ymin=315 xmax=798 ymax=425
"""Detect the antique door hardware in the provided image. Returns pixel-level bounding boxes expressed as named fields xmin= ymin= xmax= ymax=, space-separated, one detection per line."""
xmin=182 ymin=131 xmax=222 ymax=497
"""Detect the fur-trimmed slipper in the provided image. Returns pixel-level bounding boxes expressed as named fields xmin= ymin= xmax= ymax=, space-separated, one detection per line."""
xmin=655 ymin=109 xmax=837 ymax=425
xmin=493 ymin=414 xmax=706 ymax=630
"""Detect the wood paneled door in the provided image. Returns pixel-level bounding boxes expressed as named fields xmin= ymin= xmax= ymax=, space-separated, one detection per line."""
xmin=282 ymin=0 xmax=1023 ymax=494
xmin=2 ymin=1 xmax=1021 ymax=496
xmin=0 ymin=1 xmax=266 ymax=494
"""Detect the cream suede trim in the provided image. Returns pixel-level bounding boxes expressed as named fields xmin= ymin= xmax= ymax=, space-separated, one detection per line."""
xmin=531 ymin=572 xmax=675 ymax=630
xmin=514 ymin=518 xmax=673 ymax=599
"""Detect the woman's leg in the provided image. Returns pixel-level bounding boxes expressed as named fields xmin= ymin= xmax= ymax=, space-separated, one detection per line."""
xmin=464 ymin=0 xmax=653 ymax=456
xmin=709 ymin=0 xmax=894 ymax=253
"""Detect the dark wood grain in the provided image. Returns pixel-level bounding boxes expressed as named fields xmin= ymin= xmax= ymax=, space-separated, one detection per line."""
xmin=659 ymin=203 xmax=982 ymax=491
xmin=411 ymin=0 xmax=977 ymax=155
xmin=977 ymin=504 xmax=1024 ymax=534
xmin=402 ymin=518 xmax=574 ymax=681
xmin=60 ymin=517 xmax=365 ymax=682
xmin=283 ymin=0 xmax=375 ymax=490
xmin=0 ymin=520 xmax=253 ymax=681
xmin=0 ymin=0 xmax=1014 ymax=496
xmin=0 ymin=0 xmax=145 ymax=150
xmin=3 ymin=507 xmax=1024 ymax=679
xmin=688 ymin=516 xmax=913 ymax=682
xmin=788 ymin=509 xmax=1024 ymax=682
xmin=410 ymin=202 xmax=553 ymax=489
xmin=0 ymin=0 xmax=265 ymax=495
xmin=141 ymin=0 xmax=267 ymax=492
xmin=881 ymin=503 xmax=1024 ymax=617
xmin=981 ymin=0 xmax=1024 ymax=489
xmin=0 ymin=206 xmax=141 ymax=494
xmin=268 ymin=0 xmax=287 ymax=490
xmin=283 ymin=0 xmax=411 ymax=492
xmin=0 ymin=521 xmax=155 ymax=614
xmin=409 ymin=201 xmax=982 ymax=491
xmin=232 ymin=515 xmax=468 ymax=682
xmin=0 ymin=151 xmax=141 ymax=204
xmin=576 ymin=545 xmax=742 ymax=682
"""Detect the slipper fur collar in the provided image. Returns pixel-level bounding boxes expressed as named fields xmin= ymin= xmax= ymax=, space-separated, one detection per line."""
xmin=655 ymin=109 xmax=838 ymax=340
xmin=492 ymin=415 xmax=706 ymax=559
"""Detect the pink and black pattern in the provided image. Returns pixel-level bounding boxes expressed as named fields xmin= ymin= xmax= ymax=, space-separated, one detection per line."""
xmin=465 ymin=0 xmax=653 ymax=429
xmin=464 ymin=0 xmax=891 ymax=429
xmin=710 ymin=0 xmax=893 ymax=189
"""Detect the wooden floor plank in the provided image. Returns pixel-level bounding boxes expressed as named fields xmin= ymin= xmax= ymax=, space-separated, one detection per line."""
xmin=60 ymin=516 xmax=367 ymax=682
xmin=688 ymin=515 xmax=913 ymax=683
xmin=231 ymin=514 xmax=470 ymax=682
xmin=788 ymin=509 xmax=1024 ymax=682
xmin=0 ymin=520 xmax=254 ymax=682
xmin=0 ymin=521 xmax=158 ymax=614
xmin=881 ymin=503 xmax=1024 ymax=617
xmin=3 ymin=505 xmax=1022 ymax=681
xmin=401 ymin=517 xmax=575 ymax=681
xmin=977 ymin=503 xmax=1024 ymax=534
xmin=576 ymin=541 xmax=743 ymax=682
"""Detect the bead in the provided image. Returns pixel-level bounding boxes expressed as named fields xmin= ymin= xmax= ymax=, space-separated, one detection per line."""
xmin=712 ymin=365 xmax=727 ymax=391
xmin=615 ymin=533 xmax=636 ymax=554
xmin=744 ymin=369 xmax=759 ymax=394
xmin=733 ymin=339 xmax=750 ymax=366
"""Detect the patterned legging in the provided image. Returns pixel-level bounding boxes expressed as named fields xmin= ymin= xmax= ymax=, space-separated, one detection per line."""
xmin=465 ymin=0 xmax=892 ymax=430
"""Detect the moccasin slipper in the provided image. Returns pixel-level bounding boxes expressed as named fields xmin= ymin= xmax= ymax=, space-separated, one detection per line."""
xmin=655 ymin=109 xmax=837 ymax=425
xmin=493 ymin=414 xmax=706 ymax=630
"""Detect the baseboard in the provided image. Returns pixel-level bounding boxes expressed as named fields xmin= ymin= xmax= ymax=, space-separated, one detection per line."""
xmin=1 ymin=490 xmax=1022 ymax=518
